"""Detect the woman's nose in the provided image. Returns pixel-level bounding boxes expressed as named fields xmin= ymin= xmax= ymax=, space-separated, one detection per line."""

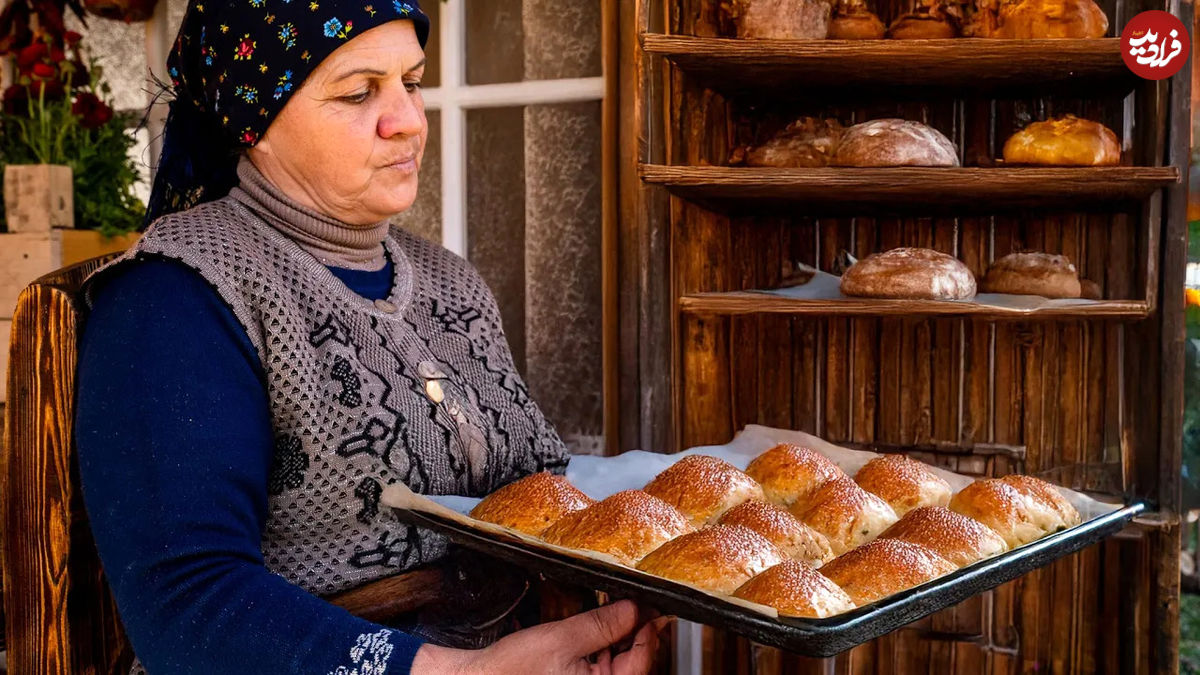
xmin=378 ymin=89 xmax=426 ymax=139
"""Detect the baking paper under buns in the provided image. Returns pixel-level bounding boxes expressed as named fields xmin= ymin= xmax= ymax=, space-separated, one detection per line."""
xmin=745 ymin=443 xmax=845 ymax=509
xmin=722 ymin=0 xmax=834 ymax=39
xmin=718 ymin=500 xmax=835 ymax=567
xmin=980 ymin=252 xmax=1082 ymax=299
xmin=635 ymin=524 xmax=785 ymax=594
xmin=820 ymin=538 xmax=956 ymax=606
xmin=734 ymin=560 xmax=856 ymax=618
xmin=832 ymin=119 xmax=959 ymax=167
xmin=469 ymin=472 xmax=595 ymax=536
xmin=880 ymin=506 xmax=1009 ymax=567
xmin=840 ymin=247 xmax=977 ymax=301
xmin=948 ymin=479 xmax=1048 ymax=549
xmin=1002 ymin=115 xmax=1120 ymax=166
xmin=729 ymin=118 xmax=844 ymax=168
xmin=541 ymin=490 xmax=694 ymax=566
xmin=991 ymin=0 xmax=1108 ymax=38
xmin=644 ymin=455 xmax=766 ymax=528
xmin=794 ymin=476 xmax=899 ymax=555
xmin=854 ymin=454 xmax=953 ymax=517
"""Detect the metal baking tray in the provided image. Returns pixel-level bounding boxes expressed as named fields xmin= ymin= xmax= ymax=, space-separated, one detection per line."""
xmin=388 ymin=500 xmax=1145 ymax=657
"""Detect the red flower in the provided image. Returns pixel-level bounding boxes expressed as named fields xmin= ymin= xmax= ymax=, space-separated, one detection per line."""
xmin=64 ymin=30 xmax=82 ymax=45
xmin=69 ymin=60 xmax=89 ymax=87
xmin=49 ymin=47 xmax=64 ymax=62
xmin=71 ymin=92 xmax=113 ymax=129
xmin=2 ymin=84 xmax=28 ymax=113
xmin=31 ymin=62 xmax=55 ymax=79
xmin=16 ymin=43 xmax=46 ymax=69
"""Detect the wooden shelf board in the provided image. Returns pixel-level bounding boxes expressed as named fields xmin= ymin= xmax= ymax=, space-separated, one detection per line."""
xmin=640 ymin=165 xmax=1179 ymax=213
xmin=641 ymin=34 xmax=1139 ymax=94
xmin=679 ymin=292 xmax=1150 ymax=319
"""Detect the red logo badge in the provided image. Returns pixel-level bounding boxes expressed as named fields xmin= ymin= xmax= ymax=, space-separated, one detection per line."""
xmin=1121 ymin=10 xmax=1190 ymax=80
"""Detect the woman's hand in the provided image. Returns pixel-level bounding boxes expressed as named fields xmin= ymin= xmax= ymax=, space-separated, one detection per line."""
xmin=411 ymin=599 xmax=670 ymax=675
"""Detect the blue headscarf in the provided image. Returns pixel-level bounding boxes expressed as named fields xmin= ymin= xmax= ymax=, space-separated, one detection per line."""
xmin=145 ymin=0 xmax=429 ymax=224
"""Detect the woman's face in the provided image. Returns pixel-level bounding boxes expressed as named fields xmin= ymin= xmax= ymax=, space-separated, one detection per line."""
xmin=248 ymin=21 xmax=427 ymax=225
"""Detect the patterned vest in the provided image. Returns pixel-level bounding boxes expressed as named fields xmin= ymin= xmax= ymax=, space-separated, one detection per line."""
xmin=83 ymin=194 xmax=568 ymax=597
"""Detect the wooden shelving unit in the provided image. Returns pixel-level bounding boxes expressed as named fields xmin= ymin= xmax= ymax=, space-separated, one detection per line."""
xmin=679 ymin=292 xmax=1152 ymax=319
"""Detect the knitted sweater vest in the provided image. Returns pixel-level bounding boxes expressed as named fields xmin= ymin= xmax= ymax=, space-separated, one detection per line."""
xmin=83 ymin=195 xmax=569 ymax=597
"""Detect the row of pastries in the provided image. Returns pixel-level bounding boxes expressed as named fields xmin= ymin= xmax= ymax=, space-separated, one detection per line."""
xmin=467 ymin=444 xmax=1082 ymax=618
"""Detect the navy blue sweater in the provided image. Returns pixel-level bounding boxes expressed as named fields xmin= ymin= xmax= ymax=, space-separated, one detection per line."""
xmin=75 ymin=257 xmax=424 ymax=674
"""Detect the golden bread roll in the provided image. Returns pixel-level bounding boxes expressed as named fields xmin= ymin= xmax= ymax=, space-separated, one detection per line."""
xmin=832 ymin=119 xmax=959 ymax=167
xmin=643 ymin=455 xmax=765 ymax=528
xmin=819 ymin=538 xmax=957 ymax=606
xmin=980 ymin=252 xmax=1082 ymax=299
xmin=733 ymin=560 xmax=856 ymax=618
xmin=999 ymin=474 xmax=1082 ymax=530
xmin=840 ymin=248 xmax=977 ymax=301
xmin=991 ymin=0 xmax=1108 ymax=38
xmin=541 ymin=490 xmax=694 ymax=566
xmin=635 ymin=524 xmax=785 ymax=594
xmin=745 ymin=443 xmax=845 ymax=509
xmin=828 ymin=0 xmax=886 ymax=38
xmin=1002 ymin=115 xmax=1119 ymax=166
xmin=794 ymin=476 xmax=899 ymax=555
xmin=469 ymin=472 xmax=595 ymax=536
xmin=729 ymin=118 xmax=844 ymax=168
xmin=879 ymin=506 xmax=1009 ymax=567
xmin=948 ymin=479 xmax=1050 ymax=548
xmin=718 ymin=500 xmax=835 ymax=567
xmin=853 ymin=454 xmax=952 ymax=517
xmin=887 ymin=13 xmax=958 ymax=38
xmin=722 ymin=0 xmax=835 ymax=39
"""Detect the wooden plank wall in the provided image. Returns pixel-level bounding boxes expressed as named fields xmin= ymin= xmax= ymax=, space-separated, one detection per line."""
xmin=641 ymin=0 xmax=1188 ymax=672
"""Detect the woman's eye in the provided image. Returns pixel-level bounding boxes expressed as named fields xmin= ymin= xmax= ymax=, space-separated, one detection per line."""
xmin=404 ymin=81 xmax=422 ymax=93
xmin=341 ymin=91 xmax=370 ymax=104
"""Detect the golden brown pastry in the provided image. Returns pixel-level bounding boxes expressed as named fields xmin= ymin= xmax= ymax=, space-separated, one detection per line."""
xmin=722 ymin=0 xmax=835 ymax=39
xmin=988 ymin=0 xmax=1108 ymax=38
xmin=980 ymin=252 xmax=1082 ymax=299
xmin=729 ymin=118 xmax=844 ymax=168
xmin=1001 ymin=115 xmax=1120 ymax=167
xmin=718 ymin=500 xmax=836 ymax=566
xmin=541 ymin=490 xmax=694 ymax=566
xmin=999 ymin=474 xmax=1082 ymax=531
xmin=733 ymin=560 xmax=856 ymax=617
xmin=832 ymin=119 xmax=959 ymax=167
xmin=469 ymin=472 xmax=596 ymax=536
xmin=879 ymin=505 xmax=1008 ymax=566
xmin=1080 ymin=279 xmax=1102 ymax=300
xmin=828 ymin=0 xmax=886 ymax=38
xmin=793 ymin=476 xmax=899 ymax=555
xmin=840 ymin=248 xmax=977 ymax=301
xmin=854 ymin=454 xmax=953 ymax=517
xmin=643 ymin=455 xmax=766 ymax=529
xmin=635 ymin=524 xmax=785 ymax=594
xmin=745 ymin=443 xmax=845 ymax=509
xmin=819 ymin=538 xmax=956 ymax=606
xmin=887 ymin=12 xmax=958 ymax=38
xmin=948 ymin=478 xmax=1057 ymax=548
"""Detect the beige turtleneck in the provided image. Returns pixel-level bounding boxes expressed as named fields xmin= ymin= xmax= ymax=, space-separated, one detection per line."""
xmin=230 ymin=156 xmax=390 ymax=271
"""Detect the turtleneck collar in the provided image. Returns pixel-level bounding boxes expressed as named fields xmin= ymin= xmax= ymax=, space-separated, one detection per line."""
xmin=229 ymin=156 xmax=390 ymax=271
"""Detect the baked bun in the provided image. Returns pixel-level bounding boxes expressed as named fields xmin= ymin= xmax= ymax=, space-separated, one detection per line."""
xmin=635 ymin=524 xmax=784 ymax=594
xmin=722 ymin=0 xmax=834 ymax=39
xmin=541 ymin=490 xmax=694 ymax=565
xmin=832 ymin=119 xmax=959 ymax=167
xmin=854 ymin=454 xmax=953 ymax=517
xmin=745 ymin=443 xmax=845 ymax=508
xmin=948 ymin=479 xmax=1052 ymax=548
xmin=729 ymin=118 xmax=844 ymax=168
xmin=819 ymin=539 xmax=956 ymax=606
xmin=999 ymin=475 xmax=1082 ymax=530
xmin=840 ymin=248 xmax=977 ymax=301
xmin=828 ymin=1 xmax=886 ymax=38
xmin=733 ymin=560 xmax=856 ymax=618
xmin=981 ymin=252 xmax=1082 ymax=298
xmin=879 ymin=506 xmax=1009 ymax=567
xmin=991 ymin=0 xmax=1108 ymax=38
xmin=1080 ymin=279 xmax=1102 ymax=300
xmin=793 ymin=476 xmax=899 ymax=555
xmin=887 ymin=13 xmax=958 ymax=38
xmin=718 ymin=500 xmax=835 ymax=567
xmin=643 ymin=455 xmax=766 ymax=528
xmin=469 ymin=472 xmax=595 ymax=536
xmin=1002 ymin=115 xmax=1120 ymax=166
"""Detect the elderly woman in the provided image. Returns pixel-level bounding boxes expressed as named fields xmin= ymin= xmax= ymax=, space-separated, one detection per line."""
xmin=74 ymin=2 xmax=662 ymax=673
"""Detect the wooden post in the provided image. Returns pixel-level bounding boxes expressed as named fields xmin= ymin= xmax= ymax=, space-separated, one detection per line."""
xmin=3 ymin=165 xmax=73 ymax=232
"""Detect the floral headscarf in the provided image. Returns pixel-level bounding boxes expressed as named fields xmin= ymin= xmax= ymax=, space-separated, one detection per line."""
xmin=145 ymin=0 xmax=429 ymax=223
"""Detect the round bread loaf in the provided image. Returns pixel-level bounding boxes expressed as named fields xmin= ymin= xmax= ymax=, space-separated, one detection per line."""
xmin=980 ymin=252 xmax=1082 ymax=299
xmin=879 ymin=506 xmax=1009 ymax=567
xmin=819 ymin=538 xmax=956 ymax=606
xmin=832 ymin=119 xmax=959 ymax=167
xmin=1002 ymin=115 xmax=1119 ymax=166
xmin=718 ymin=500 xmax=835 ymax=567
xmin=730 ymin=118 xmax=844 ymax=168
xmin=724 ymin=0 xmax=834 ymax=39
xmin=744 ymin=443 xmax=845 ymax=509
xmin=643 ymin=455 xmax=765 ymax=529
xmin=991 ymin=0 xmax=1108 ymax=38
xmin=793 ymin=476 xmax=899 ymax=555
xmin=999 ymin=475 xmax=1081 ymax=531
xmin=854 ymin=454 xmax=953 ymax=517
xmin=840 ymin=247 xmax=977 ymax=301
xmin=1080 ymin=279 xmax=1102 ymax=300
xmin=828 ymin=6 xmax=886 ymax=38
xmin=887 ymin=13 xmax=957 ymax=38
xmin=948 ymin=479 xmax=1048 ymax=549
xmin=635 ymin=524 xmax=785 ymax=594
xmin=733 ymin=560 xmax=856 ymax=618
xmin=541 ymin=490 xmax=694 ymax=566
xmin=469 ymin=472 xmax=595 ymax=536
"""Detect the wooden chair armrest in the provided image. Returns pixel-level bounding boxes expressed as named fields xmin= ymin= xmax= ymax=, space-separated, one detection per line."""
xmin=324 ymin=568 xmax=445 ymax=623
